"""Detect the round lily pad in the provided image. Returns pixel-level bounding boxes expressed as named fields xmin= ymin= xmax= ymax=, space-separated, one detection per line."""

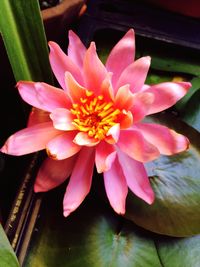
xmin=125 ymin=113 xmax=200 ymax=237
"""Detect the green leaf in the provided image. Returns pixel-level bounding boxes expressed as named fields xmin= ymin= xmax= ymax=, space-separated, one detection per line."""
xmin=150 ymin=55 xmax=200 ymax=76
xmin=0 ymin=224 xmax=19 ymax=267
xmin=23 ymin=191 xmax=162 ymax=267
xmin=125 ymin=113 xmax=200 ymax=237
xmin=21 ymin=188 xmax=200 ymax=267
xmin=176 ymin=76 xmax=200 ymax=111
xmin=0 ymin=0 xmax=53 ymax=83
xmin=180 ymin=89 xmax=200 ymax=132
xmin=157 ymin=234 xmax=200 ymax=267
xmin=145 ymin=71 xmax=173 ymax=85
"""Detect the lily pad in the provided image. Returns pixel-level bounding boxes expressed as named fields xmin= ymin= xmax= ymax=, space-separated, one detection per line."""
xmin=125 ymin=113 xmax=200 ymax=237
xmin=150 ymin=55 xmax=200 ymax=76
xmin=157 ymin=234 xmax=200 ymax=267
xmin=176 ymin=76 xmax=200 ymax=112
xmin=180 ymin=89 xmax=200 ymax=132
xmin=21 ymin=188 xmax=200 ymax=267
xmin=23 ymin=190 xmax=162 ymax=267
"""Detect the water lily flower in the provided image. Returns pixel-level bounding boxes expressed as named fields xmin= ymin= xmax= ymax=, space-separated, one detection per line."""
xmin=1 ymin=29 xmax=190 ymax=217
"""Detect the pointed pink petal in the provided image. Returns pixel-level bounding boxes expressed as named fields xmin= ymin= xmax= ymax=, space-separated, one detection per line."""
xmin=28 ymin=108 xmax=50 ymax=126
xmin=130 ymin=92 xmax=154 ymax=123
xmin=100 ymin=72 xmax=114 ymax=101
xmin=106 ymin=29 xmax=135 ymax=90
xmin=49 ymin=41 xmax=83 ymax=90
xmin=68 ymin=30 xmax=86 ymax=69
xmin=118 ymin=110 xmax=133 ymax=129
xmin=65 ymin=72 xmax=87 ymax=103
xmin=17 ymin=81 xmax=71 ymax=112
xmin=117 ymin=129 xmax=160 ymax=162
xmin=1 ymin=122 xmax=60 ymax=155
xmin=95 ymin=141 xmax=116 ymax=173
xmin=106 ymin=123 xmax=120 ymax=143
xmin=135 ymin=123 xmax=189 ymax=155
xmin=73 ymin=132 xmax=100 ymax=147
xmin=63 ymin=147 xmax=95 ymax=217
xmin=83 ymin=42 xmax=107 ymax=95
xmin=144 ymin=82 xmax=191 ymax=115
xmin=118 ymin=151 xmax=155 ymax=204
xmin=34 ymin=155 xmax=77 ymax=192
xmin=116 ymin=56 xmax=151 ymax=93
xmin=103 ymin=157 xmax=128 ymax=214
xmin=50 ymin=108 xmax=75 ymax=131
xmin=46 ymin=132 xmax=81 ymax=160
xmin=114 ymin=84 xmax=134 ymax=110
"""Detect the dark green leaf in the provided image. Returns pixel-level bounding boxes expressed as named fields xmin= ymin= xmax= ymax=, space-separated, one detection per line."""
xmin=176 ymin=76 xmax=200 ymax=111
xmin=0 ymin=224 xmax=19 ymax=267
xmin=125 ymin=113 xmax=200 ymax=237
xmin=0 ymin=0 xmax=53 ymax=83
xmin=145 ymin=72 xmax=173 ymax=85
xmin=23 ymin=190 xmax=162 ymax=267
xmin=150 ymin=55 xmax=200 ymax=76
xmin=22 ymin=188 xmax=200 ymax=267
xmin=180 ymin=89 xmax=200 ymax=132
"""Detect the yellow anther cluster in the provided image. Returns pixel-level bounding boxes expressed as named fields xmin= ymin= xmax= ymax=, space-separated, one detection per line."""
xmin=71 ymin=90 xmax=121 ymax=140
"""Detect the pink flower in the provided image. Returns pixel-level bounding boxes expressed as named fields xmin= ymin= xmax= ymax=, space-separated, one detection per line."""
xmin=1 ymin=29 xmax=190 ymax=217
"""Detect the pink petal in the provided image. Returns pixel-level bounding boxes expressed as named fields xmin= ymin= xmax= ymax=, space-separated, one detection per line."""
xmin=95 ymin=141 xmax=116 ymax=173
xmin=116 ymin=56 xmax=151 ymax=93
xmin=118 ymin=110 xmax=133 ymax=129
xmin=103 ymin=157 xmax=128 ymax=214
xmin=49 ymin=41 xmax=82 ymax=90
xmin=34 ymin=155 xmax=77 ymax=192
xmin=117 ymin=129 xmax=160 ymax=162
xmin=46 ymin=132 xmax=81 ymax=160
xmin=130 ymin=92 xmax=154 ymax=123
xmin=135 ymin=123 xmax=189 ymax=155
xmin=114 ymin=84 xmax=134 ymax=110
xmin=28 ymin=108 xmax=50 ymax=126
xmin=117 ymin=150 xmax=155 ymax=204
xmin=50 ymin=108 xmax=75 ymax=131
xmin=83 ymin=42 xmax=107 ymax=95
xmin=106 ymin=29 xmax=135 ymax=90
xmin=1 ymin=122 xmax=60 ymax=155
xmin=73 ymin=132 xmax=100 ymax=147
xmin=65 ymin=72 xmax=87 ymax=103
xmin=68 ymin=30 xmax=86 ymax=70
xmin=106 ymin=123 xmax=120 ymax=143
xmin=100 ymin=72 xmax=114 ymax=101
xmin=144 ymin=82 xmax=191 ymax=115
xmin=63 ymin=147 xmax=95 ymax=217
xmin=17 ymin=81 xmax=71 ymax=112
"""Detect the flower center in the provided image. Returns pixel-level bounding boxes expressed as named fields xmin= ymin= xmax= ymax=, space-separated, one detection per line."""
xmin=71 ymin=90 xmax=121 ymax=140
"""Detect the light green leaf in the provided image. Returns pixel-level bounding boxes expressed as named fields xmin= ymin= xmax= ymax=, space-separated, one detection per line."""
xmin=0 ymin=0 xmax=53 ymax=83
xmin=157 ymin=234 xmax=200 ymax=267
xmin=0 ymin=224 xmax=19 ymax=267
xmin=125 ymin=113 xmax=200 ymax=237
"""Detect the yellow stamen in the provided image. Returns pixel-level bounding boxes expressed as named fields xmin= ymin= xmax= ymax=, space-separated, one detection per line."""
xmin=86 ymin=90 xmax=93 ymax=97
xmin=70 ymin=90 xmax=121 ymax=140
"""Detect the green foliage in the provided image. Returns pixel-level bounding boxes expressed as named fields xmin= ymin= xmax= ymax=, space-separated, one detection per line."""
xmin=0 ymin=225 xmax=19 ymax=267
xmin=0 ymin=0 xmax=54 ymax=266
xmin=0 ymin=0 xmax=53 ymax=83
xmin=125 ymin=113 xmax=200 ymax=236
xmin=23 ymin=189 xmax=200 ymax=267
xmin=181 ymin=89 xmax=200 ymax=132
